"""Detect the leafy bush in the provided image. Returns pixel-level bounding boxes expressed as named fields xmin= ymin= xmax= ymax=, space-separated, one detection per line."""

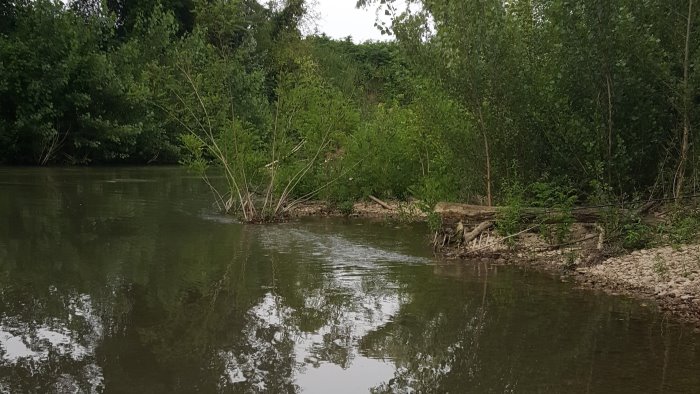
xmin=337 ymin=200 xmax=355 ymax=216
xmin=621 ymin=220 xmax=653 ymax=250
xmin=664 ymin=210 xmax=700 ymax=245
xmin=342 ymin=104 xmax=421 ymax=199
xmin=495 ymin=176 xmax=525 ymax=244
xmin=426 ymin=211 xmax=443 ymax=233
xmin=530 ymin=180 xmax=577 ymax=244
xmin=173 ymin=43 xmax=358 ymax=221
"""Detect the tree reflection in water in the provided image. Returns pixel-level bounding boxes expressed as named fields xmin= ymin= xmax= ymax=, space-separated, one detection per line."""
xmin=0 ymin=290 xmax=104 ymax=393
xmin=0 ymin=168 xmax=423 ymax=392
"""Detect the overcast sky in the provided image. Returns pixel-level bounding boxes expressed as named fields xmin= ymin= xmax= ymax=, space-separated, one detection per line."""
xmin=308 ymin=0 xmax=393 ymax=43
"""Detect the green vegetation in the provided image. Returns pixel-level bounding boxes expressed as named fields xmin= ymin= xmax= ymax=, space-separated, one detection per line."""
xmin=495 ymin=177 xmax=525 ymax=244
xmin=3 ymin=0 xmax=700 ymax=223
xmin=621 ymin=219 xmax=654 ymax=250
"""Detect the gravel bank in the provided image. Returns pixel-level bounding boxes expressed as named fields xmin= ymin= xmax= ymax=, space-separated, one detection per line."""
xmin=439 ymin=225 xmax=700 ymax=328
xmin=572 ymin=245 xmax=700 ymax=327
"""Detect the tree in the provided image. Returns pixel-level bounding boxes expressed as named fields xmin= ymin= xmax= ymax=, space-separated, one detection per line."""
xmin=674 ymin=0 xmax=696 ymax=198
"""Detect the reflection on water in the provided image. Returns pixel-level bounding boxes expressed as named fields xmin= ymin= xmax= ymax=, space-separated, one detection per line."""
xmin=1 ymin=167 xmax=700 ymax=393
xmin=226 ymin=226 xmax=417 ymax=393
xmin=0 ymin=290 xmax=104 ymax=393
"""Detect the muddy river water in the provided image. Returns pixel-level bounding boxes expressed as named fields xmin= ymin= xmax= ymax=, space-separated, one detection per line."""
xmin=1 ymin=167 xmax=699 ymax=393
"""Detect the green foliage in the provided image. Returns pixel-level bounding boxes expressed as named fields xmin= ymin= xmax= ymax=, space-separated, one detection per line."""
xmin=621 ymin=219 xmax=654 ymax=250
xmin=337 ymin=200 xmax=355 ymax=216
xmin=0 ymin=1 xmax=121 ymax=163
xmin=563 ymin=251 xmax=579 ymax=270
xmin=307 ymin=36 xmax=413 ymax=109
xmin=425 ymin=211 xmax=442 ymax=233
xmin=496 ymin=177 xmax=577 ymax=245
xmin=409 ymin=177 xmax=452 ymax=211
xmin=530 ymin=180 xmax=577 ymax=244
xmin=0 ymin=0 xmax=310 ymax=167
xmin=165 ymin=33 xmax=359 ymax=220
xmin=359 ymin=0 xmax=700 ymax=204
xmin=663 ymin=208 xmax=700 ymax=245
xmin=495 ymin=177 xmax=525 ymax=242
xmin=343 ymin=104 xmax=420 ymax=199
xmin=179 ymin=133 xmax=207 ymax=173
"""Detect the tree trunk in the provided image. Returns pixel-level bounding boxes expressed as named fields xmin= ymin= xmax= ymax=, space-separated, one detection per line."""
xmin=483 ymin=132 xmax=492 ymax=207
xmin=606 ymin=73 xmax=614 ymax=184
xmin=477 ymin=106 xmax=493 ymax=206
xmin=675 ymin=0 xmax=694 ymax=199
xmin=368 ymin=195 xmax=392 ymax=210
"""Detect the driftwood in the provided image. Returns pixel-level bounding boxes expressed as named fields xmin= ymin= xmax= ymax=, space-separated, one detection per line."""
xmin=469 ymin=225 xmax=538 ymax=252
xmin=434 ymin=202 xmax=665 ymax=254
xmin=636 ymin=200 xmax=658 ymax=215
xmin=369 ymin=195 xmax=392 ymax=210
xmin=536 ymin=234 xmax=599 ymax=252
xmin=462 ymin=221 xmax=493 ymax=244
xmin=434 ymin=202 xmax=625 ymax=224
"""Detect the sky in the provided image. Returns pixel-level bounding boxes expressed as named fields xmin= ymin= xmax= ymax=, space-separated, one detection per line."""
xmin=307 ymin=0 xmax=394 ymax=43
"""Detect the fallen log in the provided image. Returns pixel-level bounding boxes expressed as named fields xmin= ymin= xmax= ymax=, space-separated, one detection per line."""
xmin=462 ymin=221 xmax=493 ymax=244
xmin=468 ymin=224 xmax=539 ymax=252
xmin=369 ymin=195 xmax=392 ymax=210
xmin=434 ymin=202 xmax=626 ymax=224
xmin=536 ymin=233 xmax=598 ymax=252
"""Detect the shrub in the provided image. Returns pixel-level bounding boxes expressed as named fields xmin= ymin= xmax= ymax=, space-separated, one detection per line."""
xmin=530 ymin=180 xmax=577 ymax=244
xmin=495 ymin=176 xmax=525 ymax=244
xmin=621 ymin=220 xmax=653 ymax=250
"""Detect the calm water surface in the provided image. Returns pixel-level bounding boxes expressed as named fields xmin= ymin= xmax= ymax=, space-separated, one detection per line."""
xmin=1 ymin=167 xmax=699 ymax=393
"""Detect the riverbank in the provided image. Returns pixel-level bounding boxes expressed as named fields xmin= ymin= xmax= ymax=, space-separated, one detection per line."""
xmin=286 ymin=199 xmax=426 ymax=220
xmin=288 ymin=199 xmax=700 ymax=328
xmin=574 ymin=245 xmax=700 ymax=327
xmin=440 ymin=226 xmax=700 ymax=329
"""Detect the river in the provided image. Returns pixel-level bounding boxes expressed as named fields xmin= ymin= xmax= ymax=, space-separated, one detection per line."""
xmin=0 ymin=167 xmax=699 ymax=393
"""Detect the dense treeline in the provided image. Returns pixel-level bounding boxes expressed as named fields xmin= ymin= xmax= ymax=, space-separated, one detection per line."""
xmin=359 ymin=0 xmax=700 ymax=204
xmin=0 ymin=0 xmax=305 ymax=165
xmin=2 ymin=0 xmax=700 ymax=213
